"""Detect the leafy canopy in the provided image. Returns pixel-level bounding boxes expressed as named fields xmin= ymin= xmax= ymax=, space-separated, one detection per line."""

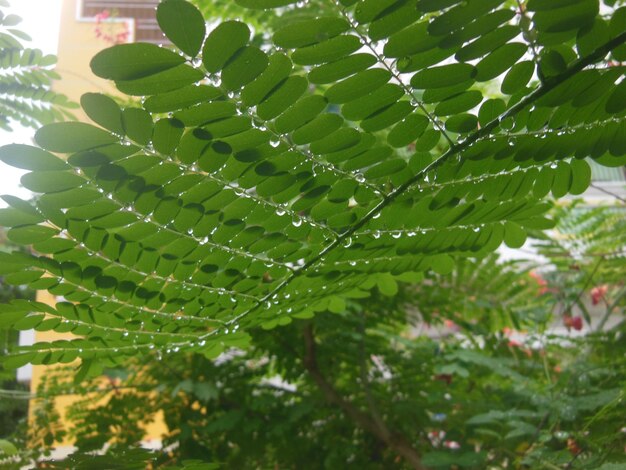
xmin=0 ymin=0 xmax=625 ymax=376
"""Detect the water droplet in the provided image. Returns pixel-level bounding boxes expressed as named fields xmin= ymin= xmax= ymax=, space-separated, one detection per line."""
xmin=392 ymin=231 xmax=402 ymax=239
xmin=292 ymin=217 xmax=302 ymax=227
xmin=372 ymin=212 xmax=381 ymax=219
xmin=270 ymin=138 xmax=280 ymax=148
xmin=355 ymin=173 xmax=365 ymax=183
xmin=372 ymin=231 xmax=381 ymax=239
xmin=276 ymin=208 xmax=286 ymax=216
xmin=343 ymin=237 xmax=353 ymax=247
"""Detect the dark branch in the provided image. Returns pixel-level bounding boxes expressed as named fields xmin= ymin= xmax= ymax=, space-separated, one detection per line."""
xmin=302 ymin=324 xmax=427 ymax=470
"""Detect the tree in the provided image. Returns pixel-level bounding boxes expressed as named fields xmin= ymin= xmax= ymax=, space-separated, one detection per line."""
xmin=0 ymin=1 xmax=76 ymax=131
xmin=12 ymin=203 xmax=626 ymax=469
xmin=0 ymin=0 xmax=625 ymax=467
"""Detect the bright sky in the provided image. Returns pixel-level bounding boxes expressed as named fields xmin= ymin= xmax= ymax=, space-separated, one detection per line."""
xmin=0 ymin=0 xmax=63 ymax=207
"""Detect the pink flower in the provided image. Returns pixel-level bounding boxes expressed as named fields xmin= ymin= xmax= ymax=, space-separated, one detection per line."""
xmin=529 ymin=271 xmax=550 ymax=295
xmin=591 ymin=285 xmax=608 ymax=305
xmin=444 ymin=319 xmax=460 ymax=332
xmin=95 ymin=9 xmax=110 ymax=21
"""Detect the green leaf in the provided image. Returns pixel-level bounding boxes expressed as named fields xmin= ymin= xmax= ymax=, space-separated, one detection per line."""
xmin=309 ymin=53 xmax=376 ymax=85
xmin=274 ymin=17 xmax=349 ymax=49
xmin=435 ymin=90 xmax=483 ymax=116
xmin=241 ymin=53 xmax=292 ymax=107
xmin=235 ymin=0 xmax=297 ymax=7
xmin=387 ymin=113 xmax=429 ymax=148
xmin=157 ymin=0 xmax=206 ymax=57
xmin=531 ymin=0 xmax=598 ymax=33
xmin=0 ymin=207 xmax=42 ymax=227
xmin=0 ymin=439 xmax=17 ymax=457
xmin=21 ymin=171 xmax=85 ymax=193
xmin=122 ymin=108 xmax=154 ymax=145
xmin=503 ymin=221 xmax=526 ymax=248
xmin=411 ymin=63 xmax=476 ymax=89
xmin=377 ymin=273 xmax=398 ymax=296
xmin=35 ymin=122 xmax=117 ymax=153
xmin=221 ymin=46 xmax=269 ymax=91
xmin=292 ymin=114 xmax=343 ymax=145
xmin=501 ymin=61 xmax=534 ymax=95
xmin=445 ymin=113 xmax=478 ymax=133
xmin=115 ymin=64 xmax=204 ymax=96
xmin=2 ymin=353 xmax=35 ymax=370
xmin=478 ymin=99 xmax=506 ymax=127
xmin=291 ymin=35 xmax=361 ymax=66
xmin=80 ymin=93 xmax=124 ymax=135
xmin=7 ymin=225 xmax=58 ymax=244
xmin=275 ymin=95 xmax=328 ymax=134
xmin=569 ymin=159 xmax=591 ymax=195
xmin=202 ymin=21 xmax=250 ymax=73
xmin=143 ymin=85 xmax=222 ymax=113
xmin=256 ymin=76 xmax=308 ymax=120
xmin=153 ymin=118 xmax=185 ymax=155
xmin=325 ymin=68 xmax=391 ymax=104
xmin=0 ymin=144 xmax=68 ymax=170
xmin=606 ymin=80 xmax=626 ymax=114
xmin=90 ymin=43 xmax=186 ymax=81
xmin=475 ymin=43 xmax=527 ymax=82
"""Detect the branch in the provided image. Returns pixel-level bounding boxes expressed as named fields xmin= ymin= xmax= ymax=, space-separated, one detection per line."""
xmin=358 ymin=313 xmax=389 ymax=436
xmin=223 ymin=31 xmax=626 ymax=331
xmin=302 ymin=325 xmax=427 ymax=470
xmin=589 ymin=183 xmax=626 ymax=204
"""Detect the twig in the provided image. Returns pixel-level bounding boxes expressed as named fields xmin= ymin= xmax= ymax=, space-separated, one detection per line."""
xmin=560 ymin=256 xmax=604 ymax=317
xmin=595 ymin=286 xmax=626 ymax=332
xmin=589 ymin=183 xmax=626 ymax=204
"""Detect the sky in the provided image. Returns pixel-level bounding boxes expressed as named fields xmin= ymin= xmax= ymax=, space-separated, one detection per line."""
xmin=0 ymin=0 xmax=63 ymax=207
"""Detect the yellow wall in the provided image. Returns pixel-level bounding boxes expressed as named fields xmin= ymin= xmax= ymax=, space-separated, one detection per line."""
xmin=30 ymin=0 xmax=166 ymax=446
xmin=54 ymin=0 xmax=124 ymax=107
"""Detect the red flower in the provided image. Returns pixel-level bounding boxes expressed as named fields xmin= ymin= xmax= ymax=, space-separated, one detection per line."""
xmin=444 ymin=440 xmax=460 ymax=450
xmin=563 ymin=314 xmax=583 ymax=331
xmin=567 ymin=438 xmax=582 ymax=455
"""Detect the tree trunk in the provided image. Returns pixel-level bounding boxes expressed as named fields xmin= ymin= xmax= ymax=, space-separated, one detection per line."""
xmin=302 ymin=325 xmax=427 ymax=470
